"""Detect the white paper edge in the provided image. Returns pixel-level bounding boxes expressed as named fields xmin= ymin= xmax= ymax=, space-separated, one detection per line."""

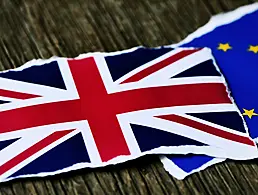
xmin=2 ymin=47 xmax=257 ymax=183
xmin=1 ymin=48 xmax=257 ymax=182
xmin=168 ymin=2 xmax=258 ymax=48
xmin=160 ymin=155 xmax=225 ymax=180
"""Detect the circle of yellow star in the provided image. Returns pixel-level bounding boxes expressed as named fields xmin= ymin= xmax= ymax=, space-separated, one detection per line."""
xmin=217 ymin=43 xmax=232 ymax=52
xmin=242 ymin=108 xmax=258 ymax=119
xmin=248 ymin=45 xmax=258 ymax=53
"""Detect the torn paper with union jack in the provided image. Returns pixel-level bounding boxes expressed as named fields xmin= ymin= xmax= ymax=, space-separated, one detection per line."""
xmin=0 ymin=47 xmax=256 ymax=182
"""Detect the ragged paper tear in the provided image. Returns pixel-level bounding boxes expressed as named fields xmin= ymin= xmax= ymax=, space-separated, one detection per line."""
xmin=160 ymin=2 xmax=258 ymax=179
xmin=0 ymin=45 xmax=255 ymax=183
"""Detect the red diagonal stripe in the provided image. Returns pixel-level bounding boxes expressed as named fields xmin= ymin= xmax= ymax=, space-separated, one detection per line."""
xmin=156 ymin=114 xmax=255 ymax=146
xmin=121 ymin=49 xmax=200 ymax=84
xmin=0 ymin=129 xmax=75 ymax=176
xmin=0 ymin=89 xmax=40 ymax=100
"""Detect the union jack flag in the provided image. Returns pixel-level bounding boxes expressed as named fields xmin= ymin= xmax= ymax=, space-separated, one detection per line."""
xmin=0 ymin=47 xmax=256 ymax=182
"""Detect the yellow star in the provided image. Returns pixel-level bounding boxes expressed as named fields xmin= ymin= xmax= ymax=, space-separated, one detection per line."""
xmin=217 ymin=43 xmax=232 ymax=52
xmin=242 ymin=109 xmax=258 ymax=119
xmin=248 ymin=45 xmax=258 ymax=53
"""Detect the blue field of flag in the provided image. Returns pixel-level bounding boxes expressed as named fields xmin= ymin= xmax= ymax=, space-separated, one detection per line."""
xmin=162 ymin=3 xmax=258 ymax=179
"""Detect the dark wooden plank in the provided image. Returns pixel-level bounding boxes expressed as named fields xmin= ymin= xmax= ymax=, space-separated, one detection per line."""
xmin=0 ymin=0 xmax=258 ymax=194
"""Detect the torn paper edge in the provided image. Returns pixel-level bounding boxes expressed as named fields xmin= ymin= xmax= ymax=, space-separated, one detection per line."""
xmin=158 ymin=48 xmax=256 ymax=180
xmin=0 ymin=47 xmax=257 ymax=182
xmin=168 ymin=2 xmax=258 ymax=48
xmin=0 ymin=47 xmax=256 ymax=159
xmin=158 ymin=2 xmax=258 ymax=179
xmin=159 ymin=155 xmax=225 ymax=180
xmin=4 ymin=146 xmax=226 ymax=183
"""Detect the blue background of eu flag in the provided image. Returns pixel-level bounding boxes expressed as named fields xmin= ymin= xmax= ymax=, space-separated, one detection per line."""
xmin=166 ymin=6 xmax=258 ymax=175
xmin=181 ymin=9 xmax=258 ymax=139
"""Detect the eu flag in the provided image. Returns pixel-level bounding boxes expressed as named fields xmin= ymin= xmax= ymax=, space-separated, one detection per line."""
xmin=162 ymin=3 xmax=258 ymax=179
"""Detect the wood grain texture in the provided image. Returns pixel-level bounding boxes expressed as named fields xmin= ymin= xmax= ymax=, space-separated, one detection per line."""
xmin=0 ymin=0 xmax=258 ymax=194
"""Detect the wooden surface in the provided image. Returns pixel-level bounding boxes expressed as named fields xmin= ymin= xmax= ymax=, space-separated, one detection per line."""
xmin=0 ymin=0 xmax=258 ymax=194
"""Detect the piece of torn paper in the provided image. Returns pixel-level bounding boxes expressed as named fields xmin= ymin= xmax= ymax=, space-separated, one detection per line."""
xmin=0 ymin=46 xmax=256 ymax=182
xmin=160 ymin=2 xmax=258 ymax=180
xmin=160 ymin=155 xmax=225 ymax=180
